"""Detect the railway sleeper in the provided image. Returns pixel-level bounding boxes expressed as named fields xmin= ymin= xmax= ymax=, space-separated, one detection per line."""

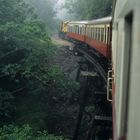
xmin=80 ymin=71 xmax=98 ymax=77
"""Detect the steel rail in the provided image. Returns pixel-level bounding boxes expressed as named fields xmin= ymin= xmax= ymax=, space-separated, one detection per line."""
xmin=76 ymin=48 xmax=107 ymax=83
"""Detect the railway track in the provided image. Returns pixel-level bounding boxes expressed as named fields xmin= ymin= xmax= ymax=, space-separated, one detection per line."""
xmin=72 ymin=45 xmax=112 ymax=140
xmin=75 ymin=47 xmax=107 ymax=83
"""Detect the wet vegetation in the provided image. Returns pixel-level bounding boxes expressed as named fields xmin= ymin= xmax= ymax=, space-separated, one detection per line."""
xmin=0 ymin=0 xmax=78 ymax=139
xmin=64 ymin=0 xmax=112 ymax=20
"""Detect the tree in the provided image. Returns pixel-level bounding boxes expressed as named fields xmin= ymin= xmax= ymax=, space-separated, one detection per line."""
xmin=64 ymin=0 xmax=113 ymax=20
xmin=0 ymin=0 xmax=67 ymax=124
xmin=27 ymin=0 xmax=58 ymax=32
xmin=0 ymin=0 xmax=79 ymax=132
xmin=0 ymin=124 xmax=65 ymax=140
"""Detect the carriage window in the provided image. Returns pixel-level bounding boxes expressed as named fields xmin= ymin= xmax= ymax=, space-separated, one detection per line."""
xmin=95 ymin=28 xmax=97 ymax=39
xmin=92 ymin=28 xmax=94 ymax=38
xmin=104 ymin=26 xmax=106 ymax=43
xmin=77 ymin=26 xmax=79 ymax=34
xmin=106 ymin=26 xmax=108 ymax=44
xmin=89 ymin=27 xmax=91 ymax=37
xmin=86 ymin=27 xmax=88 ymax=36
xmin=91 ymin=28 xmax=93 ymax=38
xmin=82 ymin=27 xmax=84 ymax=35
xmin=94 ymin=28 xmax=96 ymax=40
xmin=101 ymin=28 xmax=104 ymax=42
xmin=99 ymin=28 xmax=101 ymax=41
xmin=91 ymin=27 xmax=92 ymax=38
xmin=95 ymin=28 xmax=98 ymax=40
xmin=89 ymin=27 xmax=91 ymax=38
xmin=92 ymin=28 xmax=94 ymax=39
xmin=87 ymin=27 xmax=89 ymax=36
xmin=97 ymin=28 xmax=100 ymax=40
xmin=87 ymin=27 xmax=89 ymax=37
xmin=77 ymin=27 xmax=79 ymax=34
xmin=80 ymin=27 xmax=82 ymax=34
xmin=108 ymin=27 xmax=110 ymax=44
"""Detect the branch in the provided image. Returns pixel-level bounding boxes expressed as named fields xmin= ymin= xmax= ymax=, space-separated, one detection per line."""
xmin=0 ymin=48 xmax=26 ymax=61
xmin=11 ymin=86 xmax=27 ymax=94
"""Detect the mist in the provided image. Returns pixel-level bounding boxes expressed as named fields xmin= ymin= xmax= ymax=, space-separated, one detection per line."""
xmin=26 ymin=0 xmax=60 ymax=32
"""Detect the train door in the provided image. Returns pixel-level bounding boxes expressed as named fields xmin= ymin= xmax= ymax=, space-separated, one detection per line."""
xmin=113 ymin=5 xmax=133 ymax=140
xmin=117 ymin=4 xmax=140 ymax=140
xmin=126 ymin=6 xmax=140 ymax=140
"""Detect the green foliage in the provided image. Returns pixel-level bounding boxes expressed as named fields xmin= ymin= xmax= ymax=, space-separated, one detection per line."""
xmin=0 ymin=0 xmax=79 ymax=138
xmin=0 ymin=0 xmax=79 ymax=131
xmin=27 ymin=0 xmax=58 ymax=32
xmin=0 ymin=89 xmax=15 ymax=122
xmin=0 ymin=0 xmax=51 ymax=89
xmin=0 ymin=125 xmax=32 ymax=140
xmin=0 ymin=0 xmax=27 ymax=24
xmin=64 ymin=0 xmax=113 ymax=20
xmin=37 ymin=131 xmax=65 ymax=140
xmin=45 ymin=65 xmax=79 ymax=95
xmin=0 ymin=0 xmax=71 ymax=124
xmin=0 ymin=125 xmax=65 ymax=140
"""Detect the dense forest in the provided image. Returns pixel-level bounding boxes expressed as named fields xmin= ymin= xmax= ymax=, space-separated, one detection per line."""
xmin=27 ymin=0 xmax=59 ymax=32
xmin=64 ymin=0 xmax=113 ymax=20
xmin=0 ymin=0 xmax=77 ymax=139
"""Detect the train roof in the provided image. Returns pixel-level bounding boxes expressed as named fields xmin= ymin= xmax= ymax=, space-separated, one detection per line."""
xmin=62 ymin=21 xmax=70 ymax=24
xmin=65 ymin=16 xmax=112 ymax=26
xmin=68 ymin=21 xmax=89 ymax=25
xmin=87 ymin=16 xmax=112 ymax=25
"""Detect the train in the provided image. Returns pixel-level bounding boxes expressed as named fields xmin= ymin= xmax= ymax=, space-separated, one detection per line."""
xmin=59 ymin=0 xmax=140 ymax=140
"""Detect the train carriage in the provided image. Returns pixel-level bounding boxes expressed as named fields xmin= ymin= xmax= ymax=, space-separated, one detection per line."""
xmin=66 ymin=17 xmax=112 ymax=58
xmin=85 ymin=17 xmax=112 ymax=58
xmin=67 ymin=21 xmax=88 ymax=42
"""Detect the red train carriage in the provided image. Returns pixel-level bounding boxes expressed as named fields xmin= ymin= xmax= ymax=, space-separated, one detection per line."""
xmin=66 ymin=17 xmax=112 ymax=58
xmin=85 ymin=17 xmax=112 ymax=58
xmin=67 ymin=21 xmax=88 ymax=42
